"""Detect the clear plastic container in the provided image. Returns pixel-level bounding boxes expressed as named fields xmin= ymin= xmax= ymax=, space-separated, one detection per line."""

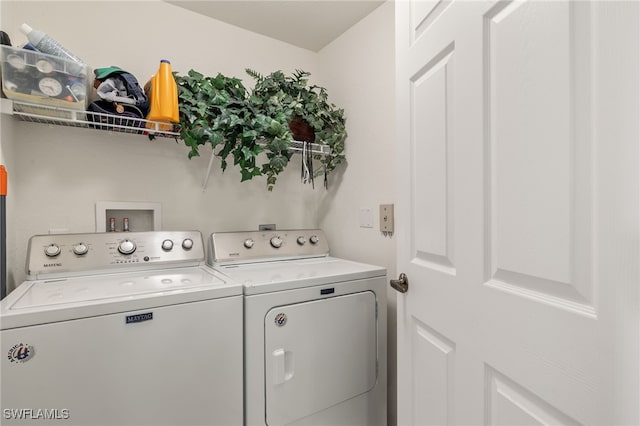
xmin=0 ymin=45 xmax=91 ymax=111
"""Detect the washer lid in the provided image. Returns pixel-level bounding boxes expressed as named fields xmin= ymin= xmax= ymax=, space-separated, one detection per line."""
xmin=217 ymin=257 xmax=386 ymax=295
xmin=1 ymin=266 xmax=242 ymax=329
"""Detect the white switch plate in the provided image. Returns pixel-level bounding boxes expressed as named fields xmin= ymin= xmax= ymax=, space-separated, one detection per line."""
xmin=359 ymin=207 xmax=374 ymax=228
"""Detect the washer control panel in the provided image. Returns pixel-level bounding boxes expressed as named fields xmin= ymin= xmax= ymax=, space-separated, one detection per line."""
xmin=27 ymin=231 xmax=204 ymax=278
xmin=209 ymin=229 xmax=329 ymax=265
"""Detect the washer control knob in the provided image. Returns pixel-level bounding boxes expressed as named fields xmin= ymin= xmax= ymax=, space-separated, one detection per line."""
xmin=182 ymin=238 xmax=194 ymax=250
xmin=310 ymin=235 xmax=320 ymax=245
xmin=73 ymin=243 xmax=89 ymax=256
xmin=270 ymin=236 xmax=283 ymax=248
xmin=244 ymin=239 xmax=255 ymax=249
xmin=118 ymin=239 xmax=136 ymax=255
xmin=161 ymin=239 xmax=174 ymax=251
xmin=44 ymin=243 xmax=61 ymax=257
xmin=297 ymin=236 xmax=307 ymax=245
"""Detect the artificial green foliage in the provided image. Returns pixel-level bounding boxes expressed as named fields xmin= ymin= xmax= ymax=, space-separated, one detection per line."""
xmin=174 ymin=68 xmax=346 ymax=190
xmin=246 ymin=69 xmax=347 ymax=179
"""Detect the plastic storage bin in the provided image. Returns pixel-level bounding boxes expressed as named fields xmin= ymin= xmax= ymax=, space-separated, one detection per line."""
xmin=0 ymin=45 xmax=91 ymax=112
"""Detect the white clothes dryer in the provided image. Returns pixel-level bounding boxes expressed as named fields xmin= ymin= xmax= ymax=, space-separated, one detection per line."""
xmin=208 ymin=229 xmax=387 ymax=426
xmin=1 ymin=231 xmax=243 ymax=426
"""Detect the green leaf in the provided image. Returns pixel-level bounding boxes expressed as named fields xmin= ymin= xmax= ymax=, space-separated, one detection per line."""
xmin=241 ymin=168 xmax=255 ymax=182
xmin=267 ymin=120 xmax=286 ymax=136
xmin=249 ymin=95 xmax=263 ymax=106
xmin=241 ymin=130 xmax=259 ymax=143
xmin=270 ymin=155 xmax=289 ymax=170
xmin=209 ymin=131 xmax=224 ymax=148
xmin=187 ymin=147 xmax=200 ymax=159
xmin=211 ymin=92 xmax=229 ymax=106
xmin=241 ymin=146 xmax=256 ymax=160
xmin=268 ymin=137 xmax=291 ymax=153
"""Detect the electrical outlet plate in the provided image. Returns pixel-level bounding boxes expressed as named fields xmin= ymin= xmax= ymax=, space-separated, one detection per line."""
xmin=380 ymin=204 xmax=394 ymax=233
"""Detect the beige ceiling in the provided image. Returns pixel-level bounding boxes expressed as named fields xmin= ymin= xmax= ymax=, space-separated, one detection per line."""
xmin=165 ymin=0 xmax=385 ymax=52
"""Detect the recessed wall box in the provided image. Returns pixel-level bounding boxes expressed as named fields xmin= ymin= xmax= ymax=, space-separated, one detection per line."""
xmin=95 ymin=201 xmax=161 ymax=232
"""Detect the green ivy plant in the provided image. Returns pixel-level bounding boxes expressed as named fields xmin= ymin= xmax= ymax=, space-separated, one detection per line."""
xmin=174 ymin=69 xmax=346 ymax=190
xmin=246 ymin=69 xmax=347 ymax=182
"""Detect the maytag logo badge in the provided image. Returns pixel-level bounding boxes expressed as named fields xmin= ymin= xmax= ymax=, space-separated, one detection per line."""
xmin=274 ymin=313 xmax=287 ymax=327
xmin=126 ymin=312 xmax=153 ymax=324
xmin=7 ymin=343 xmax=35 ymax=363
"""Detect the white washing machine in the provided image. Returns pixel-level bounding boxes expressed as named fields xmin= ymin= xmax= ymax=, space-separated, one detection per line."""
xmin=1 ymin=231 xmax=243 ymax=426
xmin=208 ymin=229 xmax=387 ymax=426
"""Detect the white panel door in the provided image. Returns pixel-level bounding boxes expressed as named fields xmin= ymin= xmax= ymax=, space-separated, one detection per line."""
xmin=395 ymin=1 xmax=639 ymax=425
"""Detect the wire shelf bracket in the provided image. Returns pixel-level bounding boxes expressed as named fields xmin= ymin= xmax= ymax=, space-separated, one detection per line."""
xmin=201 ymin=140 xmax=332 ymax=190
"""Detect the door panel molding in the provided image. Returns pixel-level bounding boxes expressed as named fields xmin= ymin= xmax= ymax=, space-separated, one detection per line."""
xmin=410 ymin=43 xmax=457 ymax=276
xmin=411 ymin=318 xmax=456 ymax=426
xmin=483 ymin=0 xmax=596 ymax=315
xmin=485 ymin=366 xmax=580 ymax=425
xmin=411 ymin=0 xmax=453 ymax=44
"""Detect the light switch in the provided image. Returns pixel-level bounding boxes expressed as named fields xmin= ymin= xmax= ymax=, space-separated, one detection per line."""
xmin=380 ymin=204 xmax=394 ymax=233
xmin=359 ymin=208 xmax=374 ymax=228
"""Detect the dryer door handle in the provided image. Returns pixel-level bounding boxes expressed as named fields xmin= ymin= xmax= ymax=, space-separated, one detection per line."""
xmin=273 ymin=348 xmax=294 ymax=385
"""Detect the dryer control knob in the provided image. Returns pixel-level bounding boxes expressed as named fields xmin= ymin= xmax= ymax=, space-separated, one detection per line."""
xmin=44 ymin=243 xmax=61 ymax=257
xmin=270 ymin=236 xmax=283 ymax=248
xmin=310 ymin=235 xmax=320 ymax=245
xmin=118 ymin=239 xmax=136 ymax=255
xmin=297 ymin=236 xmax=307 ymax=245
xmin=182 ymin=238 xmax=194 ymax=250
xmin=161 ymin=239 xmax=174 ymax=251
xmin=244 ymin=239 xmax=255 ymax=249
xmin=73 ymin=243 xmax=89 ymax=255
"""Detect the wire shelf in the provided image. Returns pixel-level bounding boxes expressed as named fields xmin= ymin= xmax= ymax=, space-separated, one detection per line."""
xmin=4 ymin=98 xmax=333 ymax=161
xmin=5 ymin=101 xmax=334 ymax=153
xmin=8 ymin=100 xmax=180 ymax=138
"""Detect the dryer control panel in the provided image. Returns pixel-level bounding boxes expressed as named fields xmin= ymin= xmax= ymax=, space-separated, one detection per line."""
xmin=209 ymin=229 xmax=329 ymax=265
xmin=26 ymin=231 xmax=204 ymax=278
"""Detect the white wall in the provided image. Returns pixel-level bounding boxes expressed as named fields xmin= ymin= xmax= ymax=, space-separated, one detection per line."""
xmin=318 ymin=2 xmax=397 ymax=424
